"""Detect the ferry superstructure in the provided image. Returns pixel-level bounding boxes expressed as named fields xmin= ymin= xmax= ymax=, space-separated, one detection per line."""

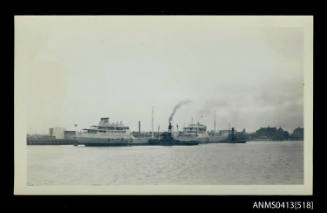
xmin=175 ymin=122 xmax=210 ymax=143
xmin=76 ymin=117 xmax=134 ymax=146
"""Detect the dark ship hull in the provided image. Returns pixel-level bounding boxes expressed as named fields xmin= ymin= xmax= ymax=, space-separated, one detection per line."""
xmin=148 ymin=139 xmax=199 ymax=146
xmin=76 ymin=137 xmax=131 ymax=146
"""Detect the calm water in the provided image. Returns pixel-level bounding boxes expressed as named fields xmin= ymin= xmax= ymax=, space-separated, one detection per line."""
xmin=27 ymin=141 xmax=303 ymax=185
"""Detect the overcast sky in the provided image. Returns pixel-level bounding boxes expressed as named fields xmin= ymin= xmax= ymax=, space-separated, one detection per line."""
xmin=16 ymin=16 xmax=305 ymax=134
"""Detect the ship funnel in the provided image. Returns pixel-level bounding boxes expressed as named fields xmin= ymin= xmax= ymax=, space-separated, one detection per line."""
xmin=168 ymin=122 xmax=173 ymax=133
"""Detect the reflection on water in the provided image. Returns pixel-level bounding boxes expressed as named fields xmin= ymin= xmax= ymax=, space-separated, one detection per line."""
xmin=27 ymin=141 xmax=303 ymax=185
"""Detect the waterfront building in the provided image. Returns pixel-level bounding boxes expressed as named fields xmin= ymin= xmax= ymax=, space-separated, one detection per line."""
xmin=49 ymin=127 xmax=66 ymax=139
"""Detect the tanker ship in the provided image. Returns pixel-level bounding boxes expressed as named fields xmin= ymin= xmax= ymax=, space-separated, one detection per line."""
xmin=175 ymin=122 xmax=211 ymax=143
xmin=209 ymin=127 xmax=247 ymax=143
xmin=174 ymin=123 xmax=246 ymax=143
xmin=220 ymin=127 xmax=247 ymax=143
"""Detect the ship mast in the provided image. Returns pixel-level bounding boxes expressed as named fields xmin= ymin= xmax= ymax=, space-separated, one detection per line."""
xmin=151 ymin=106 xmax=154 ymax=138
xmin=214 ymin=110 xmax=216 ymax=133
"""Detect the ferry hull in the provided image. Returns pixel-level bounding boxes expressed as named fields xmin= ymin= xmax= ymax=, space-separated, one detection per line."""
xmin=76 ymin=137 xmax=131 ymax=146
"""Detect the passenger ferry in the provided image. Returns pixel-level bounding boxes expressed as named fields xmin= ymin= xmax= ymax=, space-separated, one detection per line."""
xmin=76 ymin=117 xmax=134 ymax=146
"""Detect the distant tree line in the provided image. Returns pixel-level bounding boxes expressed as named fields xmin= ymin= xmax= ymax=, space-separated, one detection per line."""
xmin=247 ymin=127 xmax=303 ymax=141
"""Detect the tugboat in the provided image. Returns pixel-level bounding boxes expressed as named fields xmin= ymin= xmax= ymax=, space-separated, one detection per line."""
xmin=148 ymin=122 xmax=199 ymax=146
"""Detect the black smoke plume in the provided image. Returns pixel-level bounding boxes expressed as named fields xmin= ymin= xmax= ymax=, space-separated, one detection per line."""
xmin=169 ymin=100 xmax=192 ymax=123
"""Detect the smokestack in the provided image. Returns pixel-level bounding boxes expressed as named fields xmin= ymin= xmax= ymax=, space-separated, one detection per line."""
xmin=49 ymin=128 xmax=54 ymax=136
xmin=168 ymin=122 xmax=172 ymax=133
xmin=138 ymin=121 xmax=141 ymax=134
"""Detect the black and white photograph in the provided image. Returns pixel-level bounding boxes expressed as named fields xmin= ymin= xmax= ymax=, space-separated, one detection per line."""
xmin=14 ymin=16 xmax=313 ymax=195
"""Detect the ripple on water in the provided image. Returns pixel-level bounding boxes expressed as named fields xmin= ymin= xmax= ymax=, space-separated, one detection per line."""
xmin=27 ymin=141 xmax=304 ymax=185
